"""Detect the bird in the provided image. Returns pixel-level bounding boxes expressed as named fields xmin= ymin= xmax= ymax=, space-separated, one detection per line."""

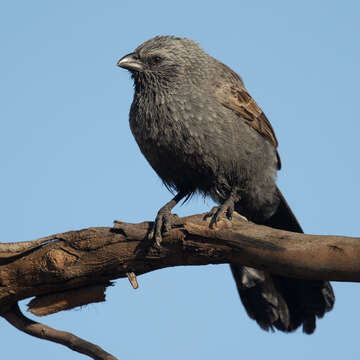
xmin=116 ymin=35 xmax=334 ymax=334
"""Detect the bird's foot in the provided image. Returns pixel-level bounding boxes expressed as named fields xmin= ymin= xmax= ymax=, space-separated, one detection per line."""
xmin=147 ymin=192 xmax=187 ymax=247
xmin=148 ymin=208 xmax=180 ymax=247
xmin=204 ymin=200 xmax=235 ymax=229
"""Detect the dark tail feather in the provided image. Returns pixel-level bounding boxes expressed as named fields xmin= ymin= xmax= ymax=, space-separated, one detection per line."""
xmin=231 ymin=187 xmax=335 ymax=334
xmin=230 ymin=264 xmax=292 ymax=332
xmin=262 ymin=188 xmax=302 ymax=233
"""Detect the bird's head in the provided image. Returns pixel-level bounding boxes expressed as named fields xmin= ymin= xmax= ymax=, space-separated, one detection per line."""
xmin=117 ymin=36 xmax=210 ymax=91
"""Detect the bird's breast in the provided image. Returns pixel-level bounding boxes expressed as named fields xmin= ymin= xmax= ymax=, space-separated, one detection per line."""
xmin=129 ymin=93 xmax=278 ymax=202
xmin=129 ymin=96 xmax=218 ymax=192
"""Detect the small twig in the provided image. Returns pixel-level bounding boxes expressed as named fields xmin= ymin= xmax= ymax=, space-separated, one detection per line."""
xmin=126 ymin=272 xmax=138 ymax=289
xmin=2 ymin=303 xmax=117 ymax=360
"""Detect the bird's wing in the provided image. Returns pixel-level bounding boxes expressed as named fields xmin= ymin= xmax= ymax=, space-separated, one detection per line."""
xmin=215 ymin=84 xmax=281 ymax=169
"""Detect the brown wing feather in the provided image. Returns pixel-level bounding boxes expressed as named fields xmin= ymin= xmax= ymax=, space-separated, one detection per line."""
xmin=215 ymin=85 xmax=281 ymax=169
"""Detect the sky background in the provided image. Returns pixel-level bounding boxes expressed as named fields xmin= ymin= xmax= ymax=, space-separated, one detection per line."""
xmin=1 ymin=0 xmax=359 ymax=359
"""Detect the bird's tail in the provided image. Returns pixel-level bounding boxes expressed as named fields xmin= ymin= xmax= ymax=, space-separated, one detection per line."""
xmin=230 ymin=188 xmax=335 ymax=334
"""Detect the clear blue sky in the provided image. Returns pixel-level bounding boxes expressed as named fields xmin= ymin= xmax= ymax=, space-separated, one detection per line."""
xmin=1 ymin=1 xmax=359 ymax=359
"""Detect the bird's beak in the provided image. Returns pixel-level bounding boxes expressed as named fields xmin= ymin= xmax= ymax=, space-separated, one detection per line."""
xmin=116 ymin=52 xmax=143 ymax=72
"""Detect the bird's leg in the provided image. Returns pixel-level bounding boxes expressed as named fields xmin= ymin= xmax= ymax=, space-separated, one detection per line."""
xmin=204 ymin=189 xmax=239 ymax=228
xmin=149 ymin=191 xmax=187 ymax=246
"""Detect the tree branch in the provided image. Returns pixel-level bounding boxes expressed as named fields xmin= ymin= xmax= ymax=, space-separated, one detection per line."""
xmin=2 ymin=304 xmax=117 ymax=360
xmin=0 ymin=212 xmax=359 ymax=358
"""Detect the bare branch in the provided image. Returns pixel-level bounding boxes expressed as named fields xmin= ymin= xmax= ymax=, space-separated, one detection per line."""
xmin=2 ymin=304 xmax=117 ymax=360
xmin=0 ymin=212 xmax=359 ymax=358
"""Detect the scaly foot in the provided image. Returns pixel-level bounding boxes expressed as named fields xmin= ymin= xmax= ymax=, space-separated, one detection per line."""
xmin=148 ymin=192 xmax=186 ymax=246
xmin=148 ymin=208 xmax=179 ymax=246
xmin=204 ymin=191 xmax=239 ymax=228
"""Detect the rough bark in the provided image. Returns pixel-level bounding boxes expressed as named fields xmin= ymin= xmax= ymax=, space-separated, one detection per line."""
xmin=0 ymin=212 xmax=359 ymax=359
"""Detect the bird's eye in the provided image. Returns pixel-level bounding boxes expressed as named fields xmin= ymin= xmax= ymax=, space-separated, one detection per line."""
xmin=149 ymin=55 xmax=163 ymax=65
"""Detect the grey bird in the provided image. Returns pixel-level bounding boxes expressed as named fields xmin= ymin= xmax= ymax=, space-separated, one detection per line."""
xmin=117 ymin=35 xmax=334 ymax=333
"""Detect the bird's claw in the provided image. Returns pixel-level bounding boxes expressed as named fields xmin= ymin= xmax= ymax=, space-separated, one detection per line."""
xmin=204 ymin=203 xmax=234 ymax=228
xmin=148 ymin=211 xmax=179 ymax=246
